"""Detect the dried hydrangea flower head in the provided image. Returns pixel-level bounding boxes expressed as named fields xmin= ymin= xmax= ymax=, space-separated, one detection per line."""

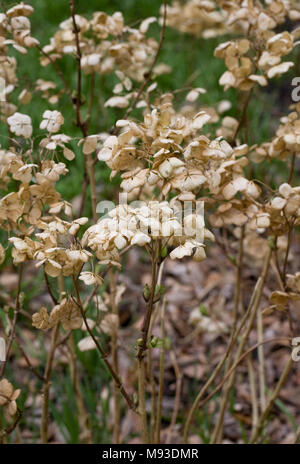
xmin=0 ymin=379 xmax=21 ymax=417
xmin=1 ymin=2 xmax=38 ymax=54
xmin=0 ymin=3 xmax=38 ymax=122
xmin=265 ymin=267 xmax=300 ymax=313
xmin=162 ymin=0 xmax=300 ymax=40
xmin=0 ymin=149 xmax=69 ymax=233
xmin=7 ymin=112 xmax=32 ymax=138
xmin=254 ymin=103 xmax=300 ymax=162
xmin=212 ymin=1 xmax=299 ymax=91
xmin=98 ymin=100 xmax=253 ymax=203
xmin=82 ymin=201 xmax=211 ymax=263
xmin=161 ymin=0 xmax=234 ymax=38
xmin=32 ymin=297 xmax=83 ymax=331
xmin=264 ymin=183 xmax=300 ymax=235
xmin=40 ymin=10 xmax=166 ymax=90
xmin=9 ymin=216 xmax=90 ymax=277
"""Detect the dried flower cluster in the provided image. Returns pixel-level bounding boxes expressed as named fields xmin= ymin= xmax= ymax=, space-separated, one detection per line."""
xmin=83 ymin=201 xmax=210 ymax=262
xmin=0 ymin=379 xmax=20 ymax=418
xmin=165 ymin=1 xmax=300 ymax=39
xmin=32 ymin=297 xmax=82 ymax=331
xmin=162 ymin=0 xmax=231 ymax=38
xmin=255 ymin=103 xmax=300 ymax=161
xmin=39 ymin=11 xmax=170 ymax=109
xmin=42 ymin=12 xmax=159 ymax=80
xmin=98 ymin=99 xmax=254 ymax=201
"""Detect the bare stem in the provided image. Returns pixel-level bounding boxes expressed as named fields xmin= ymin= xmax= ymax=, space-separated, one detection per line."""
xmin=137 ymin=245 xmax=160 ymax=443
xmin=68 ymin=335 xmax=91 ymax=443
xmin=35 ymin=43 xmax=73 ymax=102
xmin=72 ymin=276 xmax=136 ymax=412
xmin=111 ymin=0 xmax=168 ymax=135
xmin=184 ymin=246 xmax=272 ymax=443
xmin=165 ymin=350 xmax=182 ymax=444
xmin=137 ymin=249 xmax=158 ymax=361
xmin=40 ymin=322 xmax=60 ymax=443
xmin=155 ymin=296 xmax=167 ymax=444
xmin=282 ymin=220 xmax=294 ymax=287
xmin=44 ymin=269 xmax=58 ymax=305
xmin=0 ymin=264 xmax=23 ymax=378
xmin=138 ymin=356 xmax=148 ymax=443
xmin=15 ymin=337 xmax=45 ymax=382
xmin=211 ymin=225 xmax=244 ymax=443
xmin=148 ymin=261 xmax=165 ymax=443
xmin=288 ymin=153 xmax=296 ymax=185
xmin=108 ymin=267 xmax=121 ymax=444
xmin=249 ymin=357 xmax=294 ymax=443
xmin=211 ymin=246 xmax=272 ymax=443
xmin=0 ymin=406 xmax=22 ymax=443
xmin=70 ymin=0 xmax=97 ymax=223
xmin=233 ymin=87 xmax=254 ymax=142
xmin=257 ymin=304 xmax=266 ymax=412
xmin=247 ymin=356 xmax=258 ymax=435
xmin=40 ymin=274 xmax=65 ymax=444
xmin=293 ymin=424 xmax=300 ymax=444
xmin=192 ymin=337 xmax=290 ymax=417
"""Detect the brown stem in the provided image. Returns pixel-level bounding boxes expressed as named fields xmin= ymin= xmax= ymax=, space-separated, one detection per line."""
xmin=194 ymin=337 xmax=290 ymax=416
xmin=147 ymin=261 xmax=165 ymax=442
xmin=165 ymin=350 xmax=182 ymax=444
xmin=15 ymin=337 xmax=45 ymax=382
xmin=68 ymin=335 xmax=92 ymax=443
xmin=137 ymin=245 xmax=160 ymax=443
xmin=211 ymin=246 xmax=272 ymax=443
xmin=35 ymin=44 xmax=73 ymax=102
xmin=108 ymin=267 xmax=121 ymax=444
xmin=137 ymin=249 xmax=158 ymax=361
xmin=72 ymin=276 xmax=136 ymax=412
xmin=0 ymin=264 xmax=23 ymax=378
xmin=249 ymin=357 xmax=293 ymax=443
xmin=281 ymin=150 xmax=296 ymax=287
xmin=0 ymin=407 xmax=22 ymax=442
xmin=210 ymin=225 xmax=244 ymax=443
xmin=155 ymin=296 xmax=167 ymax=444
xmin=257 ymin=303 xmax=266 ymax=413
xmin=40 ymin=322 xmax=60 ymax=443
xmin=41 ymin=274 xmax=63 ymax=444
xmin=247 ymin=356 xmax=258 ymax=435
xmin=69 ymin=0 xmax=84 ymax=134
xmin=282 ymin=220 xmax=294 ymax=287
xmin=273 ymin=237 xmax=285 ymax=288
xmin=69 ymin=0 xmax=97 ymax=223
xmin=232 ymin=55 xmax=260 ymax=145
xmin=293 ymin=425 xmax=300 ymax=444
xmin=86 ymin=72 xmax=95 ymax=132
xmin=138 ymin=356 xmax=148 ymax=443
xmin=87 ymin=154 xmax=98 ymax=224
xmin=233 ymin=225 xmax=245 ymax=325
xmin=184 ymin=246 xmax=272 ymax=443
xmin=55 ymin=330 xmax=72 ymax=348
xmin=44 ymin=269 xmax=58 ymax=305
xmin=149 ymin=355 xmax=157 ymax=444
xmin=288 ymin=153 xmax=296 ymax=185
xmin=233 ymin=87 xmax=254 ymax=142
xmin=111 ymin=0 xmax=168 ymax=135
